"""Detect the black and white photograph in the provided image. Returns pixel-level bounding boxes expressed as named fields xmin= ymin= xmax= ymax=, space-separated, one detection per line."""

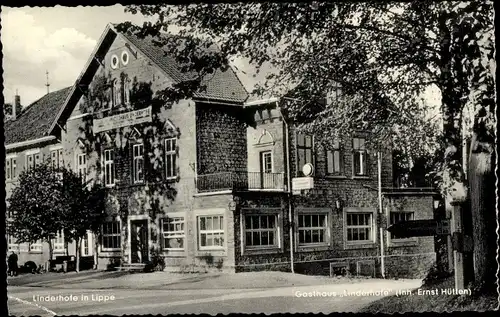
xmin=2 ymin=1 xmax=497 ymax=315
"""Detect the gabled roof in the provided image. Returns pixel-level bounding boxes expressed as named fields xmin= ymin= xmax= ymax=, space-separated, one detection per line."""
xmin=50 ymin=24 xmax=249 ymax=135
xmin=4 ymin=87 xmax=72 ymax=145
xmin=120 ymin=32 xmax=249 ymax=104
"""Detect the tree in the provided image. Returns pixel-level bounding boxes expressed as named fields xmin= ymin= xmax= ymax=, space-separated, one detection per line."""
xmin=118 ymin=1 xmax=495 ymax=290
xmin=59 ymin=167 xmax=106 ymax=272
xmin=7 ymin=162 xmax=65 ymax=263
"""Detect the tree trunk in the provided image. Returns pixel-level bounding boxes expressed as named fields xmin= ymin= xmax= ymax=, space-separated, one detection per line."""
xmin=76 ymin=237 xmax=81 ymax=273
xmin=93 ymin=232 xmax=99 ymax=270
xmin=47 ymin=236 xmax=54 ymax=271
xmin=468 ymin=134 xmax=496 ymax=293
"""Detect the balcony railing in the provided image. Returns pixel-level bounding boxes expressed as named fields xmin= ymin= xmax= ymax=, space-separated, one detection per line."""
xmin=196 ymin=171 xmax=286 ymax=193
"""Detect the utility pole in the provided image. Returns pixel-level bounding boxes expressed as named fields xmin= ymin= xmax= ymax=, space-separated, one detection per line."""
xmin=45 ymin=70 xmax=50 ymax=94
xmin=377 ymin=151 xmax=385 ymax=278
xmin=278 ymin=101 xmax=294 ymax=273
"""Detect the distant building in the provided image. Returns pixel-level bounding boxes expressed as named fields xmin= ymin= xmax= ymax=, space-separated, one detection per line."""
xmin=5 ymin=23 xmax=438 ymax=278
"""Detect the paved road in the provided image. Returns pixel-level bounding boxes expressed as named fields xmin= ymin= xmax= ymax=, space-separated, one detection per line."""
xmin=8 ymin=279 xmax=421 ymax=315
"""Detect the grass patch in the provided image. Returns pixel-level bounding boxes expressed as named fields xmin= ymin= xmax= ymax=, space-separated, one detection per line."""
xmin=361 ymin=277 xmax=498 ymax=313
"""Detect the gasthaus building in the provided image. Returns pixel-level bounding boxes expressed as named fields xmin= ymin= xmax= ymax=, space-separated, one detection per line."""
xmin=5 ymin=23 xmax=439 ymax=278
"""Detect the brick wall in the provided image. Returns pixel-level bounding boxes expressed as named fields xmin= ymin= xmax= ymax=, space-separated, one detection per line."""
xmin=196 ymin=102 xmax=248 ymax=175
xmin=233 ymin=190 xmax=435 ymax=278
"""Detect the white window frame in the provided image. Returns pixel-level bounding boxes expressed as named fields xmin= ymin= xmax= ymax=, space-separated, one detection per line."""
xmin=344 ymin=208 xmax=376 ymax=248
xmin=102 ymin=149 xmax=115 ymax=187
xmin=198 ymin=215 xmax=225 ymax=251
xmin=297 ymin=211 xmax=330 ymax=247
xmin=161 ymin=216 xmax=185 ymax=251
xmin=101 ymin=220 xmax=121 ymax=252
xmin=81 ymin=231 xmax=92 ymax=256
xmin=8 ymin=235 xmax=19 ymax=252
xmin=326 ymin=139 xmax=343 ymax=176
xmin=5 ymin=155 xmax=17 ymax=181
xmin=25 ymin=149 xmax=41 ymax=172
xmin=76 ymin=153 xmax=87 ymax=183
xmin=29 ymin=240 xmax=43 ymax=253
xmin=53 ymin=230 xmax=65 ymax=253
xmin=260 ymin=151 xmax=273 ymax=174
xmin=132 ymin=143 xmax=145 ymax=184
xmin=352 ymin=137 xmax=367 ymax=176
xmin=165 ymin=138 xmax=177 ymax=179
xmin=243 ymin=213 xmax=280 ymax=249
xmin=50 ymin=148 xmax=64 ymax=170
xmin=296 ymin=133 xmax=314 ymax=175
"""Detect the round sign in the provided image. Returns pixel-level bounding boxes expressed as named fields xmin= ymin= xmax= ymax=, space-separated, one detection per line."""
xmin=302 ymin=163 xmax=314 ymax=176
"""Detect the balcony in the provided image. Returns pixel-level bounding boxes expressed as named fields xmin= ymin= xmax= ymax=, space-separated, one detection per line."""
xmin=196 ymin=171 xmax=286 ymax=193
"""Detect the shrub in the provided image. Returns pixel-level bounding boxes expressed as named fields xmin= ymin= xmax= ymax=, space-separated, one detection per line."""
xmin=423 ymin=262 xmax=452 ymax=286
xmin=150 ymin=248 xmax=166 ymax=271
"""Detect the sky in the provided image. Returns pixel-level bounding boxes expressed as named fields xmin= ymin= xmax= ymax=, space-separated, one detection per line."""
xmin=1 ymin=5 xmax=440 ymax=111
xmin=1 ymin=5 xmax=264 ymax=106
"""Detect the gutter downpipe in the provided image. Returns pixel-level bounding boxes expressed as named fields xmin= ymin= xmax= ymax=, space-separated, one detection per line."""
xmin=278 ymin=101 xmax=295 ymax=273
xmin=378 ymin=151 xmax=386 ymax=278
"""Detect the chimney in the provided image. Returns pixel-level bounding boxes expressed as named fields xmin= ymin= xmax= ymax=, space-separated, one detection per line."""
xmin=13 ymin=93 xmax=20 ymax=120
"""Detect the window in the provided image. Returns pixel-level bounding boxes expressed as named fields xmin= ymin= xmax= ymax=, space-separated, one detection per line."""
xmin=161 ymin=217 xmax=185 ymax=250
xmin=5 ymin=156 xmax=17 ymax=180
xmin=132 ymin=144 xmax=144 ymax=183
xmin=298 ymin=214 xmax=328 ymax=245
xmin=82 ymin=231 xmax=91 ymax=256
xmin=76 ymin=153 xmax=87 ymax=183
xmin=51 ymin=149 xmax=64 ymax=170
xmin=165 ymin=138 xmax=177 ymax=179
xmin=123 ymin=78 xmax=131 ymax=105
xmin=26 ymin=152 xmax=41 ymax=171
xmin=121 ymin=51 xmax=129 ymax=66
xmin=54 ymin=230 xmax=65 ymax=252
xmin=112 ymin=78 xmax=120 ymax=107
xmin=353 ymin=137 xmax=367 ymax=176
xmin=29 ymin=240 xmax=43 ymax=252
xmin=101 ymin=221 xmax=121 ymax=251
xmin=260 ymin=151 xmax=273 ymax=174
xmin=103 ymin=149 xmax=115 ymax=186
xmin=346 ymin=212 xmax=373 ymax=243
xmin=297 ymin=133 xmax=314 ymax=175
xmin=8 ymin=235 xmax=19 ymax=252
xmin=198 ymin=215 xmax=224 ymax=250
xmin=326 ymin=82 xmax=342 ymax=105
xmin=326 ymin=140 xmax=343 ymax=175
xmin=244 ymin=215 xmax=278 ymax=248
xmin=110 ymin=54 xmax=119 ymax=69
xmin=390 ymin=212 xmax=415 ymax=239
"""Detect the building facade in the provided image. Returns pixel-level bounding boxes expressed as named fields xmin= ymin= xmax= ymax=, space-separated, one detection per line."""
xmin=5 ymin=23 xmax=438 ymax=278
xmin=5 ymin=87 xmax=90 ymax=266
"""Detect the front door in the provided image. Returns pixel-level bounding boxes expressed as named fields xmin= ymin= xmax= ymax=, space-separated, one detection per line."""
xmin=130 ymin=220 xmax=148 ymax=263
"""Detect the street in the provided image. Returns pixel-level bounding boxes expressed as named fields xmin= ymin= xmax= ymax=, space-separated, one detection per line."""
xmin=8 ymin=274 xmax=422 ymax=315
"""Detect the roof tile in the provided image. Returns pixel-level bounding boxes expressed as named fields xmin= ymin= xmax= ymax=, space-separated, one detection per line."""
xmin=4 ymin=87 xmax=72 ymax=145
xmin=120 ymin=33 xmax=248 ymax=103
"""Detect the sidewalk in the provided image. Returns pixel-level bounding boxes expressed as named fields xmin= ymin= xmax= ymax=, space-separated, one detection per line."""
xmin=8 ymin=270 xmax=421 ymax=291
